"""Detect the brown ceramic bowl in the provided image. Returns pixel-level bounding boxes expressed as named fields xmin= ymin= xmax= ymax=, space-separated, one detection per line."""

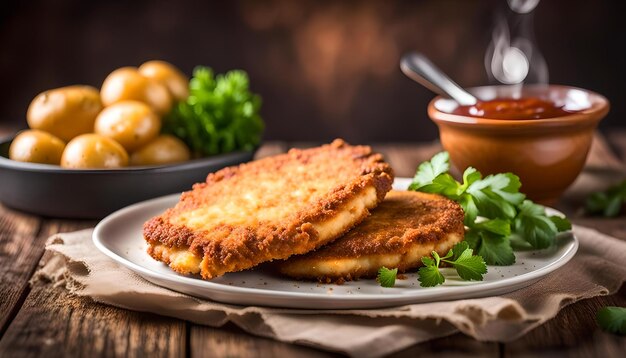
xmin=428 ymin=84 xmax=609 ymax=204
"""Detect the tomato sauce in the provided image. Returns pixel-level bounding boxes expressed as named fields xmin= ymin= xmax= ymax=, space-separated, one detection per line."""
xmin=452 ymin=97 xmax=578 ymax=120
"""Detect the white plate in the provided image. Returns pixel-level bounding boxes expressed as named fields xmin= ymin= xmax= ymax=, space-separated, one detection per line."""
xmin=93 ymin=178 xmax=578 ymax=309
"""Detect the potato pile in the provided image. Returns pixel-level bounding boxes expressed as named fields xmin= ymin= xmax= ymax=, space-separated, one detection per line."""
xmin=9 ymin=61 xmax=192 ymax=169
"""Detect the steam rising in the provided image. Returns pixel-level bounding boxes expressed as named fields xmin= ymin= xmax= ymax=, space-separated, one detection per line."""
xmin=486 ymin=0 xmax=547 ymax=86
xmin=507 ymin=0 xmax=540 ymax=14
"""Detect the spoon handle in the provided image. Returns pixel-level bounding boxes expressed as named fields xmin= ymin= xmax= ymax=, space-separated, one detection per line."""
xmin=400 ymin=52 xmax=478 ymax=106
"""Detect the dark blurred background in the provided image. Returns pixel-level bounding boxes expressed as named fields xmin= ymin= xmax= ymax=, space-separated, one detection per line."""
xmin=0 ymin=0 xmax=623 ymax=142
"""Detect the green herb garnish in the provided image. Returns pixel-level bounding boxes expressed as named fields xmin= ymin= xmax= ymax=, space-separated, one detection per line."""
xmin=597 ymin=306 xmax=626 ymax=335
xmin=586 ymin=179 xmax=626 ymax=217
xmin=513 ymin=200 xmax=571 ymax=249
xmin=410 ymin=152 xmax=571 ymax=266
xmin=377 ymin=267 xmax=398 ymax=288
xmin=418 ymin=242 xmax=487 ymax=287
xmin=163 ymin=66 xmax=264 ymax=156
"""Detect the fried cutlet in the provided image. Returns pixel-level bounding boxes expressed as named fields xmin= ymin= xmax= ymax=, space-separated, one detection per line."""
xmin=277 ymin=191 xmax=465 ymax=282
xmin=143 ymin=139 xmax=394 ymax=279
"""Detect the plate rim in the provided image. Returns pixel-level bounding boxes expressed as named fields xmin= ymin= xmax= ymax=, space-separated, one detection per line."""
xmin=92 ymin=178 xmax=579 ymax=305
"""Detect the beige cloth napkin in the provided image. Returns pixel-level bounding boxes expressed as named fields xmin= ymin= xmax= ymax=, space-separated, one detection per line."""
xmin=36 ymin=225 xmax=625 ymax=358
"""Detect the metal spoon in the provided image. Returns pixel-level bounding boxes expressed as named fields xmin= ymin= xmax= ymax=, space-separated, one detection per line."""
xmin=400 ymin=52 xmax=478 ymax=106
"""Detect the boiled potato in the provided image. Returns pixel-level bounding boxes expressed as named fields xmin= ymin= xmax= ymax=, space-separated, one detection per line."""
xmin=100 ymin=67 xmax=172 ymax=115
xmin=139 ymin=61 xmax=189 ymax=102
xmin=9 ymin=130 xmax=66 ymax=165
xmin=27 ymin=85 xmax=102 ymax=141
xmin=94 ymin=101 xmax=161 ymax=152
xmin=61 ymin=134 xmax=128 ymax=169
xmin=130 ymin=134 xmax=191 ymax=166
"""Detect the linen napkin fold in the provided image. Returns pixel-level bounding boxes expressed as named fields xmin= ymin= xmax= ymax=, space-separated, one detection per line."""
xmin=36 ymin=226 xmax=626 ymax=358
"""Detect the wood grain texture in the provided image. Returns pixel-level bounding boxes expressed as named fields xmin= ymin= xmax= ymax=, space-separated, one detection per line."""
xmin=190 ymin=323 xmax=332 ymax=358
xmin=286 ymin=141 xmax=443 ymax=178
xmin=0 ymin=283 xmax=186 ymax=358
xmin=560 ymin=130 xmax=625 ymax=213
xmin=607 ymin=131 xmax=626 ymax=161
xmin=0 ymin=205 xmax=42 ymax=336
xmin=254 ymin=142 xmax=287 ymax=160
xmin=371 ymin=142 xmax=443 ymax=178
xmin=0 ymin=219 xmax=186 ymax=358
xmin=395 ymin=333 xmax=500 ymax=357
xmin=571 ymin=217 xmax=626 ymax=241
xmin=588 ymin=132 xmax=626 ymax=171
xmin=505 ymin=286 xmax=626 ymax=358
xmin=0 ymin=125 xmax=14 ymax=138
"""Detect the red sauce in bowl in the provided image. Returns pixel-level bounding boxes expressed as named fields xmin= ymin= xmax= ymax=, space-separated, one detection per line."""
xmin=452 ymin=97 xmax=579 ymax=120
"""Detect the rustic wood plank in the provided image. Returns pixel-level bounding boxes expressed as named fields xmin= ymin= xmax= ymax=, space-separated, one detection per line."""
xmin=372 ymin=142 xmax=442 ymax=178
xmin=587 ymin=132 xmax=626 ymax=171
xmin=0 ymin=205 xmax=42 ymax=337
xmin=0 ymin=283 xmax=186 ymax=358
xmin=571 ymin=217 xmax=626 ymax=241
xmin=605 ymin=129 xmax=626 ymax=161
xmin=396 ymin=333 xmax=500 ymax=357
xmin=190 ymin=324 xmax=332 ymax=358
xmin=0 ymin=125 xmax=15 ymax=138
xmin=504 ymin=286 xmax=626 ymax=358
xmin=286 ymin=141 xmax=442 ymax=178
xmin=557 ymin=130 xmax=625 ymax=216
xmin=0 ymin=219 xmax=187 ymax=357
xmin=284 ymin=141 xmax=321 ymax=149
xmin=0 ymin=204 xmax=40 ymax=238
xmin=254 ymin=141 xmax=287 ymax=159
xmin=35 ymin=218 xmax=97 ymax=240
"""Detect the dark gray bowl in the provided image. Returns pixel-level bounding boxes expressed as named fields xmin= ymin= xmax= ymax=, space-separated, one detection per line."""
xmin=0 ymin=136 xmax=256 ymax=219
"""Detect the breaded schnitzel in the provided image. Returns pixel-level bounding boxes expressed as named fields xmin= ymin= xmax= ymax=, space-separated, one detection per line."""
xmin=144 ymin=139 xmax=394 ymax=279
xmin=277 ymin=191 xmax=465 ymax=282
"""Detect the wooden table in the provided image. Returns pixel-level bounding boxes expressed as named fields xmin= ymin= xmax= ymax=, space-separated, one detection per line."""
xmin=1 ymin=130 xmax=625 ymax=357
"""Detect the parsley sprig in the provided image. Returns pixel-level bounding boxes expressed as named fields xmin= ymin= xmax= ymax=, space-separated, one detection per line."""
xmin=597 ymin=306 xmax=626 ymax=335
xmin=410 ymin=152 xmax=571 ymax=267
xmin=376 ymin=243 xmax=487 ymax=288
xmin=163 ymin=67 xmax=264 ymax=156
xmin=377 ymin=267 xmax=398 ymax=288
xmin=418 ymin=242 xmax=487 ymax=287
xmin=586 ymin=179 xmax=626 ymax=217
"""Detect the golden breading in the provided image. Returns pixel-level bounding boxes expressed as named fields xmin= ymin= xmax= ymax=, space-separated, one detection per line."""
xmin=277 ymin=191 xmax=465 ymax=282
xmin=143 ymin=139 xmax=394 ymax=279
